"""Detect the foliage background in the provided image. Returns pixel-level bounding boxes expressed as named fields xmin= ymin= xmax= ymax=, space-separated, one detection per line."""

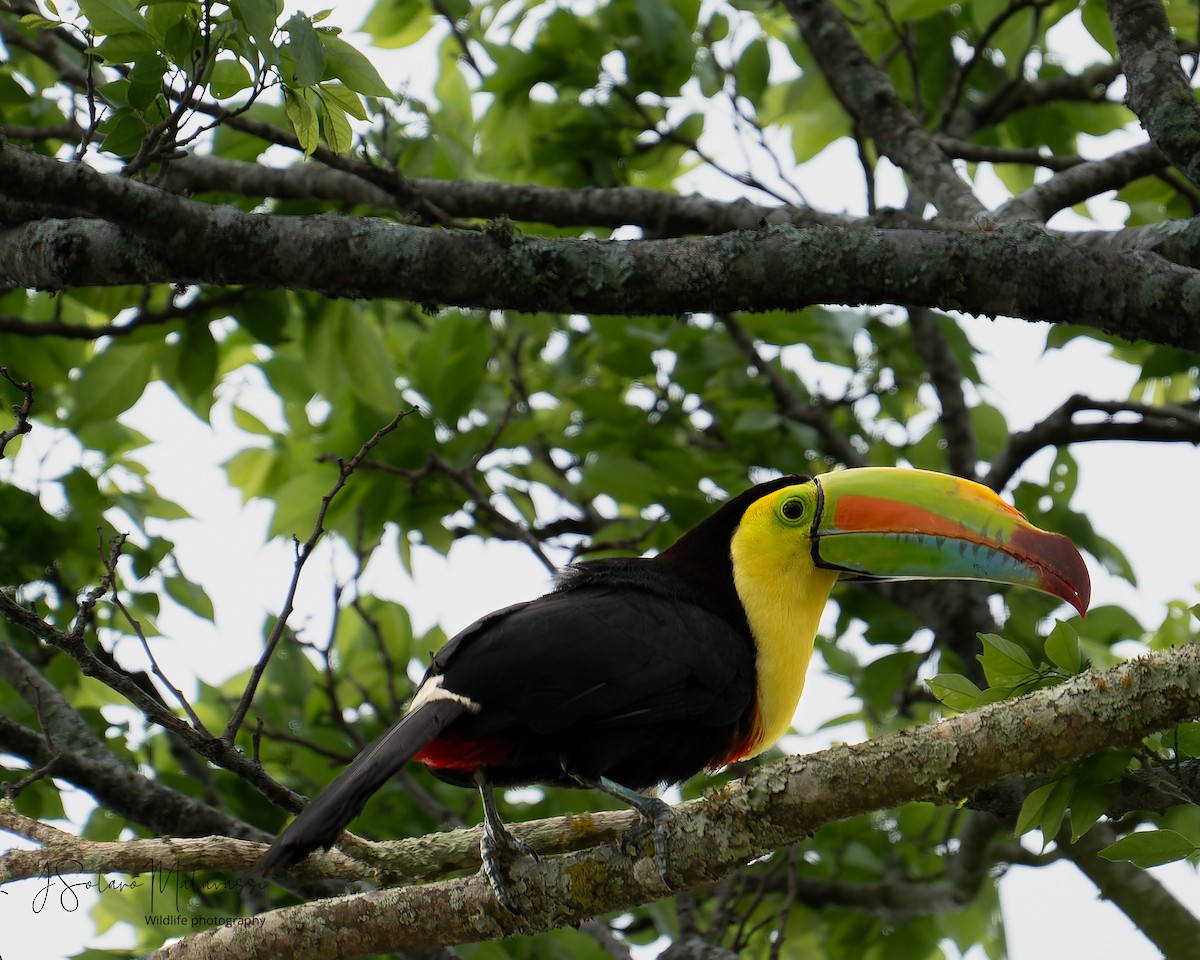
xmin=1 ymin=0 xmax=1200 ymax=958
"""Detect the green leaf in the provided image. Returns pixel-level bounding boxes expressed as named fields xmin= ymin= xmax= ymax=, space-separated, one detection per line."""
xmin=363 ymin=0 xmax=433 ymax=49
xmin=1175 ymin=722 xmax=1200 ymax=759
xmin=69 ymin=342 xmax=157 ymax=427
xmin=78 ymin=0 xmax=151 ymax=37
xmin=231 ymin=404 xmax=274 ymax=436
xmin=210 ymin=58 xmax=253 ymax=99
xmin=98 ymin=109 xmax=148 ymax=157
xmin=283 ymin=86 xmax=319 ymax=156
xmin=1099 ymin=829 xmax=1200 ymax=868
xmin=164 ymin=573 xmax=216 ymax=622
xmin=318 ymin=81 xmax=368 ymax=121
xmin=977 ymin=633 xmax=1036 ymax=687
xmin=318 ymin=30 xmax=392 ymax=98
xmin=733 ymin=37 xmax=770 ymax=102
xmin=341 ymin=312 xmax=400 ymax=412
xmin=1044 ymin=620 xmax=1082 ymax=675
xmin=232 ymin=0 xmax=279 ymax=66
xmin=284 ymin=12 xmax=325 ymax=87
xmin=927 ymin=672 xmax=982 ymax=712
xmin=1068 ymin=785 xmax=1109 ymax=843
xmin=318 ymin=92 xmax=354 ymax=153
xmin=411 ymin=313 xmax=492 ymax=422
xmin=267 ymin=470 xmax=336 ymax=540
xmin=1014 ymin=776 xmax=1074 ymax=847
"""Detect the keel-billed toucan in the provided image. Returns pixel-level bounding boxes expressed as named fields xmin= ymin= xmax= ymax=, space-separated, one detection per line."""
xmin=256 ymin=468 xmax=1090 ymax=901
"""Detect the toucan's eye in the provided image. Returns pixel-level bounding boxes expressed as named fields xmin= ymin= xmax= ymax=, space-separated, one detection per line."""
xmin=780 ymin=498 xmax=805 ymax=522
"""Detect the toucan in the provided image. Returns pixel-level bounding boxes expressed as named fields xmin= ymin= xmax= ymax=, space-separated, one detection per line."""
xmin=255 ymin=468 xmax=1090 ymax=905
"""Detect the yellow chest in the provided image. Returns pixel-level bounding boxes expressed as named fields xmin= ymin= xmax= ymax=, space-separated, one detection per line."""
xmin=729 ymin=522 xmax=838 ymax=758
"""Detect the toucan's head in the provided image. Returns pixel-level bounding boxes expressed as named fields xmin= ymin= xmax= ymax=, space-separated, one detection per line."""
xmin=737 ymin=467 xmax=1090 ymax=615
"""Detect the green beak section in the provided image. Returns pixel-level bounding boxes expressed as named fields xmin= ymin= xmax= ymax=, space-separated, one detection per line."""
xmin=811 ymin=467 xmax=1091 ymax=616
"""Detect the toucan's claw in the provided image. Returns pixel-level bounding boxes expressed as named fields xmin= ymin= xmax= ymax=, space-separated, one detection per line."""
xmin=479 ymin=820 xmax=538 ymax=914
xmin=573 ymin=772 xmax=675 ymax=888
xmin=476 ymin=776 xmax=538 ymax=914
xmin=618 ymin=796 xmax=674 ymax=886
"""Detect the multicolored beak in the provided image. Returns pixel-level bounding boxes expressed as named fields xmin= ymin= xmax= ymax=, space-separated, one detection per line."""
xmin=811 ymin=467 xmax=1091 ymax=616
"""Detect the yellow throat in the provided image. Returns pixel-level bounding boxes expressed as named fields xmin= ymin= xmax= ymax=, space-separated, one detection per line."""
xmin=728 ymin=494 xmax=839 ymax=758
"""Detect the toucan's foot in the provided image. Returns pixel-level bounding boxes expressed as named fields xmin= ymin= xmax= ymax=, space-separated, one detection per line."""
xmin=618 ymin=794 xmax=673 ymax=884
xmin=476 ymin=775 xmax=538 ymax=913
xmin=568 ymin=771 xmax=676 ymax=888
xmin=479 ymin=819 xmax=539 ymax=914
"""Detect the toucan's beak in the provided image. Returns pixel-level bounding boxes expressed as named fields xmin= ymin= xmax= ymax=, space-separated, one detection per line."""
xmin=811 ymin=468 xmax=1091 ymax=617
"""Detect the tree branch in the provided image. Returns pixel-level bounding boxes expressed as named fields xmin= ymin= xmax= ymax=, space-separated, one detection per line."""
xmin=0 ymin=583 xmax=301 ymax=811
xmin=1106 ymin=0 xmax=1200 ymax=189
xmin=150 ymin=643 xmax=1200 ymax=958
xmin=0 ymin=366 xmax=34 ymax=458
xmin=224 ymin=408 xmax=414 ymax=744
xmin=1063 ymin=819 xmax=1200 ymax=960
xmin=986 ymin=395 xmax=1200 ymax=490
xmin=721 ymin=314 xmax=865 ymax=468
xmin=783 ymin=0 xmax=983 ymax=220
xmin=3 ymin=144 xmax=1200 ymax=351
xmin=155 ymin=154 xmax=853 ymax=234
xmin=907 ymin=308 xmax=977 ymax=477
xmin=998 ymin=141 xmax=1169 ymax=223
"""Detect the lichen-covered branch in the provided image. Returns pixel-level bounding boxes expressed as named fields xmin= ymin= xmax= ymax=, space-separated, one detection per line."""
xmin=1106 ymin=0 xmax=1200 ymax=189
xmin=152 ymin=644 xmax=1200 ymax=959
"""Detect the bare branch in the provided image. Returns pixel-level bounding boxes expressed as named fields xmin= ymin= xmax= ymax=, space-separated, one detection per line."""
xmin=907 ymin=308 xmax=977 ymax=478
xmin=0 ymin=582 xmax=301 ymax=811
xmin=0 ymin=290 xmax=244 ymax=340
xmin=986 ymin=395 xmax=1200 ymax=490
xmin=0 ymin=367 xmax=34 ymax=458
xmin=998 ymin=141 xmax=1170 ymax=223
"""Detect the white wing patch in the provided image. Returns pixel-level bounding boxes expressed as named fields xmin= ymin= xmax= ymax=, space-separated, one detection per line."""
xmin=410 ymin=674 xmax=481 ymax=714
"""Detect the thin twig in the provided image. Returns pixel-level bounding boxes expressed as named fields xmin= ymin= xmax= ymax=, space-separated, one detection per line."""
xmin=0 ymin=367 xmax=34 ymax=458
xmin=223 ymin=407 xmax=415 ymax=742
xmin=98 ymin=535 xmax=211 ymax=735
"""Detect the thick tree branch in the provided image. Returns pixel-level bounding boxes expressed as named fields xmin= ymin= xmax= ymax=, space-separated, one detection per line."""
xmin=151 ymin=643 xmax=1200 ymax=959
xmin=783 ymin=0 xmax=983 ymax=220
xmin=1106 ymin=0 xmax=1200 ymax=189
xmin=3 ymin=145 xmax=1199 ymax=351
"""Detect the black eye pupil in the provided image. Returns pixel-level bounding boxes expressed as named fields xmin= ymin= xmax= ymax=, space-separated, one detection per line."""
xmin=782 ymin=499 xmax=804 ymax=520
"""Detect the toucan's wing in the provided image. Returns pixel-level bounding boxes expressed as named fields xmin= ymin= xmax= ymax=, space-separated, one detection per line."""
xmin=421 ymin=569 xmax=757 ymax=787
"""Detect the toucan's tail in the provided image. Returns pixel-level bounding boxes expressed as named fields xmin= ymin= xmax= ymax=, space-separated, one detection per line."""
xmin=255 ymin=698 xmax=467 ymax=875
